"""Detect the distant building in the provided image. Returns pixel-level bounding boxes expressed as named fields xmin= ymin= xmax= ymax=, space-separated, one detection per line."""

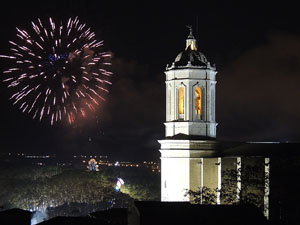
xmin=130 ymin=201 xmax=267 ymax=225
xmin=0 ymin=208 xmax=31 ymax=225
xmin=158 ymin=27 xmax=300 ymax=222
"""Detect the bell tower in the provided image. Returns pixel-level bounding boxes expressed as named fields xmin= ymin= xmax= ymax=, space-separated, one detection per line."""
xmin=164 ymin=26 xmax=217 ymax=138
xmin=159 ymin=27 xmax=221 ymax=202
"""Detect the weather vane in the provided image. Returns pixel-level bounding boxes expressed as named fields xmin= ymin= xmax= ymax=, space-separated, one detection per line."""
xmin=186 ymin=25 xmax=193 ymax=36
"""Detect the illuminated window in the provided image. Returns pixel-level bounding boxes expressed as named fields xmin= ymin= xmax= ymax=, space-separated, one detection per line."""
xmin=178 ymin=87 xmax=184 ymax=118
xmin=195 ymin=87 xmax=202 ymax=118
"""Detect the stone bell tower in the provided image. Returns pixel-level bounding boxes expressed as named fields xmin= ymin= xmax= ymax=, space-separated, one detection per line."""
xmin=159 ymin=27 xmax=221 ymax=202
xmin=164 ymin=26 xmax=217 ymax=138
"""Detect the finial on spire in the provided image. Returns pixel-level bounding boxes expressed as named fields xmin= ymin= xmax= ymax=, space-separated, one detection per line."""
xmin=185 ymin=25 xmax=197 ymax=50
xmin=186 ymin=25 xmax=193 ymax=38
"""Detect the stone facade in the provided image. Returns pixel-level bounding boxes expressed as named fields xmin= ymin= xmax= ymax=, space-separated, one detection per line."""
xmin=164 ymin=55 xmax=217 ymax=138
xmin=159 ymin=139 xmax=221 ymax=201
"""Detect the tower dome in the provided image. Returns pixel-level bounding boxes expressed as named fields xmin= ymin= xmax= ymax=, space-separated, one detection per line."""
xmin=168 ymin=26 xmax=215 ymax=69
xmin=174 ymin=47 xmax=209 ymax=67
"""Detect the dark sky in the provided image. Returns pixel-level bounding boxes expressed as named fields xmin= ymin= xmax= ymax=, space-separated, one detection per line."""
xmin=0 ymin=1 xmax=299 ymax=161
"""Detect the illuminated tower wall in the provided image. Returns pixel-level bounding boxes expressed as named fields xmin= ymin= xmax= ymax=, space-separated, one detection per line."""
xmin=164 ymin=62 xmax=217 ymax=137
xmin=159 ymin=28 xmax=220 ymax=202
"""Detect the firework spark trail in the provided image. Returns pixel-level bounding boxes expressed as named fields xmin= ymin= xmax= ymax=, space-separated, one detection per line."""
xmin=1 ymin=17 xmax=112 ymax=125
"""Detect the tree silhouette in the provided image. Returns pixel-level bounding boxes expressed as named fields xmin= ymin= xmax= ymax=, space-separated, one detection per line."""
xmin=186 ymin=163 xmax=268 ymax=213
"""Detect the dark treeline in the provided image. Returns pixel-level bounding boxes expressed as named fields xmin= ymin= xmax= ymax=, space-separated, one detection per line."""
xmin=0 ymin=163 xmax=160 ymax=217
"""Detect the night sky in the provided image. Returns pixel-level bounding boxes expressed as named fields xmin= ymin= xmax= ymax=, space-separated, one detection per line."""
xmin=0 ymin=1 xmax=299 ymax=161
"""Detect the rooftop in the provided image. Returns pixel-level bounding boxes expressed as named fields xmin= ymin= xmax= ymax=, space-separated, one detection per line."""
xmin=166 ymin=26 xmax=215 ymax=70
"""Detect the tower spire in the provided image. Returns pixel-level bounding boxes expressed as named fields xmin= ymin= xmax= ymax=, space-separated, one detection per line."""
xmin=186 ymin=25 xmax=194 ymax=38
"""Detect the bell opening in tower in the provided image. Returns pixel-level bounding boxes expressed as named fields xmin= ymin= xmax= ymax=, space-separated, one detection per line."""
xmin=178 ymin=86 xmax=185 ymax=120
xmin=195 ymin=86 xmax=202 ymax=120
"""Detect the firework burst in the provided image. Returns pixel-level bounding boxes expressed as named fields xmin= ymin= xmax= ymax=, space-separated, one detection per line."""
xmin=0 ymin=17 xmax=112 ymax=125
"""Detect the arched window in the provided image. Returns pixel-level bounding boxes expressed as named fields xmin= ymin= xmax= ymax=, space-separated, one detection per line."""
xmin=167 ymin=88 xmax=171 ymax=120
xmin=195 ymin=87 xmax=202 ymax=118
xmin=178 ymin=87 xmax=184 ymax=118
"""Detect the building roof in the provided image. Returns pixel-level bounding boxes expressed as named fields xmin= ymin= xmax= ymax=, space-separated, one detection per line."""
xmin=221 ymin=142 xmax=300 ymax=157
xmin=38 ymin=216 xmax=103 ymax=225
xmin=165 ymin=133 xmax=217 ymax=141
xmin=0 ymin=208 xmax=32 ymax=225
xmin=174 ymin=47 xmax=209 ymax=67
xmin=167 ymin=26 xmax=215 ymax=70
xmin=134 ymin=201 xmax=267 ymax=225
xmin=163 ymin=133 xmax=300 ymax=157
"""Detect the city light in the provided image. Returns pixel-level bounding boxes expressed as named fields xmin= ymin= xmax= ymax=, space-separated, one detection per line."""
xmin=0 ymin=152 xmax=161 ymax=173
xmin=115 ymin=178 xmax=124 ymax=192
